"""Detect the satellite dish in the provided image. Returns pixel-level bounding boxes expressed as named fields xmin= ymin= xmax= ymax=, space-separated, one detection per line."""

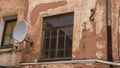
xmin=13 ymin=20 xmax=28 ymax=43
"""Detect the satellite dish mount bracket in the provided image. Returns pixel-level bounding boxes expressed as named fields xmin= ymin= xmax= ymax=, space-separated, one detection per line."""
xmin=24 ymin=40 xmax=33 ymax=46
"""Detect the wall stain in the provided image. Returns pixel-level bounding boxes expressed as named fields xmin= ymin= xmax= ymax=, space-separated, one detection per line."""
xmin=30 ymin=1 xmax=67 ymax=25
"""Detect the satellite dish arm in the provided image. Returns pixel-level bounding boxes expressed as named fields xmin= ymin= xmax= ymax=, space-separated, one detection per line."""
xmin=24 ymin=39 xmax=33 ymax=46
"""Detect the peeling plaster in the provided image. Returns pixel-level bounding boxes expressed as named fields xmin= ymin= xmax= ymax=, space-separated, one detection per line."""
xmin=0 ymin=0 xmax=118 ymax=67
xmin=30 ymin=1 xmax=67 ymax=25
xmin=96 ymin=42 xmax=105 ymax=49
xmin=96 ymin=51 xmax=103 ymax=59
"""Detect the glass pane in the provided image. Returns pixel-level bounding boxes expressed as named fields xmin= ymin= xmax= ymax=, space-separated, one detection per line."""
xmin=10 ymin=38 xmax=14 ymax=44
xmin=9 ymin=33 xmax=13 ymax=44
xmin=4 ymin=22 xmax=12 ymax=34
xmin=58 ymin=37 xmax=64 ymax=49
xmin=65 ymin=27 xmax=73 ymax=36
xmin=50 ymin=37 xmax=56 ymax=49
xmin=60 ymin=15 xmax=73 ymax=26
xmin=44 ymin=51 xmax=49 ymax=59
xmin=45 ymin=30 xmax=50 ymax=38
xmin=59 ymin=28 xmax=65 ymax=36
xmin=44 ymin=39 xmax=50 ymax=50
xmin=11 ymin=21 xmax=16 ymax=32
xmin=3 ymin=36 xmax=10 ymax=45
xmin=65 ymin=49 xmax=72 ymax=57
xmin=51 ymin=29 xmax=57 ymax=37
xmin=2 ymin=20 xmax=17 ymax=46
xmin=57 ymin=50 xmax=64 ymax=58
xmin=50 ymin=50 xmax=55 ymax=58
xmin=45 ymin=18 xmax=58 ymax=28
xmin=66 ymin=36 xmax=72 ymax=49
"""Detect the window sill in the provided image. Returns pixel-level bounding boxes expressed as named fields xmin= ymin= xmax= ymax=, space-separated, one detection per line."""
xmin=0 ymin=48 xmax=12 ymax=52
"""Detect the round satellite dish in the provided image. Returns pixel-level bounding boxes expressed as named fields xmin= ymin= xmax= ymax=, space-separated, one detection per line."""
xmin=13 ymin=20 xmax=28 ymax=43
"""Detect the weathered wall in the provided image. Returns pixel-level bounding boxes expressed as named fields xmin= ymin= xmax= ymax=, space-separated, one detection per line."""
xmin=1 ymin=0 xmax=120 ymax=68
xmin=111 ymin=0 xmax=120 ymax=68
xmin=0 ymin=50 xmax=22 ymax=66
xmin=111 ymin=0 xmax=119 ymax=61
xmin=26 ymin=0 xmax=107 ymax=60
xmin=23 ymin=0 xmax=109 ymax=68
xmin=21 ymin=64 xmax=109 ymax=68
xmin=0 ymin=0 xmax=28 ymax=66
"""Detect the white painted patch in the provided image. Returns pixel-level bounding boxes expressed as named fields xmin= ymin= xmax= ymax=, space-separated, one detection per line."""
xmin=0 ymin=52 xmax=22 ymax=66
xmin=96 ymin=5 xmax=105 ymax=36
xmin=96 ymin=42 xmax=105 ymax=49
xmin=96 ymin=51 xmax=103 ymax=59
xmin=86 ymin=63 xmax=93 ymax=65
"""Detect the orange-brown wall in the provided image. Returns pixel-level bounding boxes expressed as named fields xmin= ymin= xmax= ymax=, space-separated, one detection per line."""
xmin=0 ymin=0 xmax=28 ymax=66
xmin=0 ymin=0 xmax=120 ymax=68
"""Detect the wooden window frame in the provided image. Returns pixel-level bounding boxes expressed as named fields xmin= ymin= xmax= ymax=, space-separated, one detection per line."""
xmin=0 ymin=15 xmax=17 ymax=49
xmin=41 ymin=12 xmax=74 ymax=61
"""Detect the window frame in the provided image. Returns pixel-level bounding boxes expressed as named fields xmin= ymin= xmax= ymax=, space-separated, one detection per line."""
xmin=41 ymin=12 xmax=74 ymax=61
xmin=0 ymin=15 xmax=17 ymax=48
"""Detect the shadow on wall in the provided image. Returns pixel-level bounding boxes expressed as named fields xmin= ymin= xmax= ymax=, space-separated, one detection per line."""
xmin=0 ymin=66 xmax=16 ymax=68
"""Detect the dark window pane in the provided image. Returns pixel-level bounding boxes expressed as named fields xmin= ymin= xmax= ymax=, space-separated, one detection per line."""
xmin=43 ymin=13 xmax=73 ymax=60
xmin=66 ymin=36 xmax=72 ymax=49
xmin=44 ymin=51 xmax=49 ymax=59
xmin=57 ymin=50 xmax=64 ymax=57
xmin=45 ymin=30 xmax=50 ymax=38
xmin=59 ymin=28 xmax=65 ymax=36
xmin=60 ymin=15 xmax=73 ymax=26
xmin=44 ymin=39 xmax=49 ymax=50
xmin=45 ymin=18 xmax=58 ymax=28
xmin=65 ymin=49 xmax=72 ymax=57
xmin=65 ymin=27 xmax=73 ymax=36
xmin=50 ymin=50 xmax=56 ymax=58
xmin=51 ymin=29 xmax=57 ymax=37
xmin=50 ymin=38 xmax=56 ymax=49
xmin=58 ymin=37 xmax=64 ymax=49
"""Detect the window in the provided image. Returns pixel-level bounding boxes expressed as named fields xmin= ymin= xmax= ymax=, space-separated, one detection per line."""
xmin=42 ymin=12 xmax=74 ymax=61
xmin=1 ymin=19 xmax=17 ymax=48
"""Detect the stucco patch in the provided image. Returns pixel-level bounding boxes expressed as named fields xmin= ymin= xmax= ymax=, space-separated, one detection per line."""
xmin=30 ymin=1 xmax=67 ymax=25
